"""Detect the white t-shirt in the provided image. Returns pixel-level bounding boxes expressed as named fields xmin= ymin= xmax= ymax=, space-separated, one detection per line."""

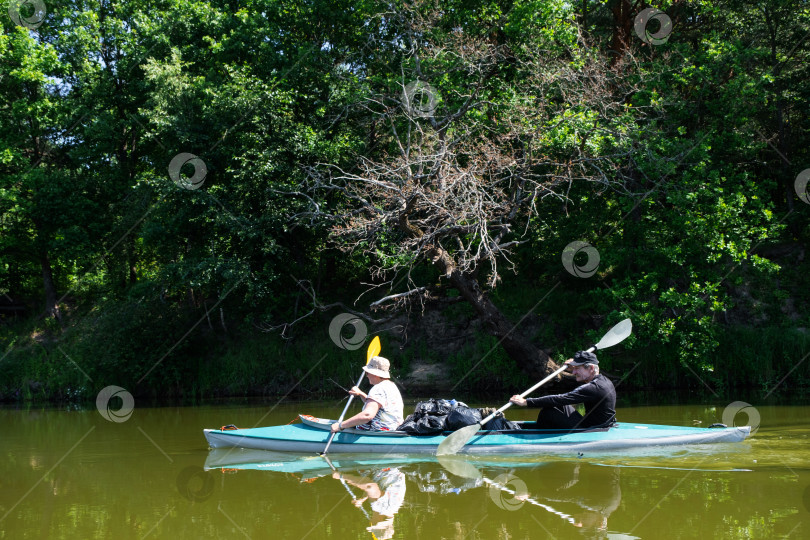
xmin=370 ymin=468 xmax=406 ymax=517
xmin=365 ymin=380 xmax=404 ymax=430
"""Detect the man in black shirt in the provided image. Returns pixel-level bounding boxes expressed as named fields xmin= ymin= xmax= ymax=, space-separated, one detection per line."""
xmin=509 ymin=350 xmax=616 ymax=429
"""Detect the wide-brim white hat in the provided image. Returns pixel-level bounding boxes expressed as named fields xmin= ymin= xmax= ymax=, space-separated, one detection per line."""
xmin=363 ymin=356 xmax=391 ymax=378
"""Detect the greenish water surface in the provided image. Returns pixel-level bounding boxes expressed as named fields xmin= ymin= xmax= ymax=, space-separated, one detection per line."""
xmin=1 ymin=400 xmax=808 ymax=539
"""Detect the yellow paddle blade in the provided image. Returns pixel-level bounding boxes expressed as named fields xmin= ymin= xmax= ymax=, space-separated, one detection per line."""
xmin=366 ymin=336 xmax=381 ymax=364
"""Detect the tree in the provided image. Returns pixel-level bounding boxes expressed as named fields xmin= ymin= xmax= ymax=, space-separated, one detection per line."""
xmin=0 ymin=21 xmax=70 ymax=321
xmin=294 ymin=0 xmax=645 ymax=381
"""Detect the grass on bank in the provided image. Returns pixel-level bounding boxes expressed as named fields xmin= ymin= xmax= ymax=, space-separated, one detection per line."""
xmin=1 ymin=289 xmax=809 ymax=403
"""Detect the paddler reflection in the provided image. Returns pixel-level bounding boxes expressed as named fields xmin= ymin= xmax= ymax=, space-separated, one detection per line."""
xmin=332 ymin=467 xmax=406 ymax=539
xmin=534 ymin=462 xmax=622 ymax=535
xmin=437 ymin=457 xmax=625 ymax=538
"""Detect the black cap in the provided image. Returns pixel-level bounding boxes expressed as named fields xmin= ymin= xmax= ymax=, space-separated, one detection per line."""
xmin=570 ymin=350 xmax=598 ymax=366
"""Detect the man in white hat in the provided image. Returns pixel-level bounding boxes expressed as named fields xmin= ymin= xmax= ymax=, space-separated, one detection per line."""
xmin=330 ymin=356 xmax=405 ymax=432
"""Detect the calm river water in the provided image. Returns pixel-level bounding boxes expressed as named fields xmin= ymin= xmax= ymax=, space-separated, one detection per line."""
xmin=1 ymin=399 xmax=808 ymax=539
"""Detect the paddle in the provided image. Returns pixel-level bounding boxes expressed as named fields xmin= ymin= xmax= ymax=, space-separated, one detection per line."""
xmin=323 ymin=456 xmax=382 ymax=540
xmin=321 ymin=335 xmax=382 ymax=455
xmin=436 ymin=456 xmax=578 ymax=524
xmin=322 ymin=456 xmax=374 ymax=521
xmin=436 ymin=318 xmax=633 ymax=456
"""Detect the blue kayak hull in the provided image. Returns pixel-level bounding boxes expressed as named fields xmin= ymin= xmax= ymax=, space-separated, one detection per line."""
xmin=204 ymin=417 xmax=750 ymax=455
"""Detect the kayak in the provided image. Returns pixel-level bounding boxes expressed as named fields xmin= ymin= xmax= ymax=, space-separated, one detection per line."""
xmin=203 ymin=415 xmax=751 ymax=455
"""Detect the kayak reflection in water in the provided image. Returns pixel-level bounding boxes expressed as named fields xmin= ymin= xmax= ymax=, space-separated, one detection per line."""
xmin=332 ymin=467 xmax=406 ymax=540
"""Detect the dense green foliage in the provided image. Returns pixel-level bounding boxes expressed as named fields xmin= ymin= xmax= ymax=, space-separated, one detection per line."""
xmin=1 ymin=0 xmax=808 ymax=402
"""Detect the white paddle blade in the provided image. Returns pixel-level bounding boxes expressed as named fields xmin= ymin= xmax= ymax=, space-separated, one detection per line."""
xmin=437 ymin=455 xmax=483 ymax=480
xmin=436 ymin=422 xmax=481 ymax=455
xmin=593 ymin=318 xmax=632 ymax=351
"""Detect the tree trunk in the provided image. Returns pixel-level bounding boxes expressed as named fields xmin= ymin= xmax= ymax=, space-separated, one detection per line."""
xmin=609 ymin=0 xmax=635 ymax=65
xmin=777 ymin=96 xmax=796 ymax=221
xmin=765 ymin=6 xmax=797 ymax=232
xmin=426 ymin=243 xmax=564 ymax=384
xmin=40 ymin=251 xmax=62 ymax=322
xmin=127 ymin=237 xmax=137 ymax=284
xmin=578 ymin=0 xmax=588 ymax=30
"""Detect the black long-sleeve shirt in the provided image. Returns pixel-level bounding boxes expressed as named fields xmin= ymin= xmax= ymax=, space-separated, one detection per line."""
xmin=525 ymin=373 xmax=616 ymax=428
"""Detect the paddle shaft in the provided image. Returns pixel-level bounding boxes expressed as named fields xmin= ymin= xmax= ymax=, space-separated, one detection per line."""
xmin=479 ymin=365 xmax=567 ymax=427
xmin=322 ymin=370 xmax=366 ymax=454
xmin=322 ymin=335 xmax=380 ymax=456
xmin=482 ymin=477 xmax=578 ymax=525
xmin=435 ymin=456 xmax=577 ymax=525
xmin=323 ymin=456 xmax=374 ymax=521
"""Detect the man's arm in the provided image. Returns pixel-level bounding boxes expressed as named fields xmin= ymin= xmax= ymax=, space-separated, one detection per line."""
xmin=524 ymin=383 xmax=598 ymax=408
xmin=510 ymin=359 xmax=576 ymax=407
xmin=330 ymin=400 xmax=381 ymax=432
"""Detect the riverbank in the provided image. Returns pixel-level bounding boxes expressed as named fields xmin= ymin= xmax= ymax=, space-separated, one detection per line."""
xmin=2 ymin=296 xmax=808 ymax=404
